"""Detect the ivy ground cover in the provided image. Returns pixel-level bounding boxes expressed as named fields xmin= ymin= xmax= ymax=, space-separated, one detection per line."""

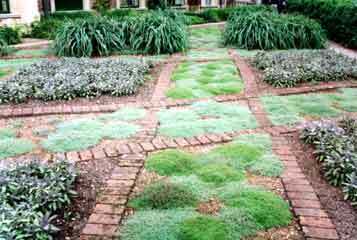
xmin=158 ymin=100 xmax=258 ymax=138
xmin=261 ymin=88 xmax=357 ymax=126
xmin=120 ymin=134 xmax=292 ymax=240
xmin=167 ymin=60 xmax=244 ymax=99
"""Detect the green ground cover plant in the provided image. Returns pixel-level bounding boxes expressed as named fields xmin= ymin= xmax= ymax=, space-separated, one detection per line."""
xmin=261 ymin=88 xmax=357 ymax=126
xmin=254 ymin=50 xmax=357 ymax=87
xmin=301 ymin=118 xmax=357 ymax=205
xmin=158 ymin=100 xmax=258 ymax=138
xmin=122 ymin=135 xmax=290 ymax=239
xmin=186 ymin=49 xmax=229 ymax=60
xmin=287 ymin=0 xmax=357 ymax=49
xmin=42 ymin=107 xmax=145 ymax=152
xmin=0 ymin=58 xmax=149 ymax=104
xmin=167 ymin=60 xmax=243 ymax=99
xmin=13 ymin=48 xmax=51 ymax=57
xmin=0 ymin=58 xmax=44 ymax=69
xmin=224 ymin=6 xmax=326 ymax=50
xmin=0 ymin=161 xmax=77 ymax=239
xmin=189 ymin=26 xmax=222 ymax=49
xmin=0 ymin=128 xmax=34 ymax=159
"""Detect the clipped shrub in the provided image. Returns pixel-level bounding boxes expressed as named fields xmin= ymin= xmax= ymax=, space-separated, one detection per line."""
xmin=0 ymin=58 xmax=149 ymax=103
xmin=287 ymin=0 xmax=357 ymax=49
xmin=104 ymin=8 xmax=138 ymax=18
xmin=254 ymin=50 xmax=357 ymax=88
xmin=54 ymin=17 xmax=129 ymax=57
xmin=30 ymin=18 xmax=63 ymax=39
xmin=128 ymin=181 xmax=199 ymax=210
xmin=179 ymin=216 xmax=229 ymax=240
xmin=200 ymin=8 xmax=233 ymax=22
xmin=224 ymin=7 xmax=326 ymax=50
xmin=0 ymin=161 xmax=77 ymax=239
xmin=130 ymin=10 xmax=188 ymax=54
xmin=185 ymin=15 xmax=206 ymax=25
xmin=146 ymin=149 xmax=198 ymax=176
xmin=0 ymin=26 xmax=21 ymax=45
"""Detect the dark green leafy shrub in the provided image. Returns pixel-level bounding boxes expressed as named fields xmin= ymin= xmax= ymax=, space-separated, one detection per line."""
xmin=0 ymin=58 xmax=149 ymax=103
xmin=0 ymin=26 xmax=21 ymax=45
xmin=130 ymin=11 xmax=188 ymax=54
xmin=179 ymin=216 xmax=229 ymax=240
xmin=287 ymin=0 xmax=357 ymax=49
xmin=0 ymin=39 xmax=14 ymax=57
xmin=224 ymin=7 xmax=326 ymax=50
xmin=104 ymin=9 xmax=138 ymax=18
xmin=301 ymin=119 xmax=357 ymax=204
xmin=129 ymin=181 xmax=199 ymax=209
xmin=0 ymin=161 xmax=77 ymax=239
xmin=200 ymin=8 xmax=233 ymax=22
xmin=254 ymin=50 xmax=357 ymax=87
xmin=30 ymin=18 xmax=63 ymax=39
xmin=54 ymin=17 xmax=129 ymax=57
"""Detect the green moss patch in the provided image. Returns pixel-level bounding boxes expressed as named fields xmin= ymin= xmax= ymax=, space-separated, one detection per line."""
xmin=167 ymin=60 xmax=243 ymax=99
xmin=158 ymin=100 xmax=258 ymax=138
xmin=13 ymin=48 xmax=51 ymax=57
xmin=261 ymin=88 xmax=357 ymax=126
xmin=195 ymin=164 xmax=245 ymax=185
xmin=179 ymin=216 xmax=229 ymax=240
xmin=129 ymin=181 xmax=199 ymax=210
xmin=186 ymin=49 xmax=229 ymax=60
xmin=42 ymin=108 xmax=145 ymax=152
xmin=189 ymin=26 xmax=222 ymax=49
xmin=0 ymin=128 xmax=34 ymax=159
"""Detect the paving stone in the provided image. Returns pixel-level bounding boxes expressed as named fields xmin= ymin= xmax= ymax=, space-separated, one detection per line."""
xmin=127 ymin=143 xmax=143 ymax=153
xmin=291 ymin=199 xmax=321 ymax=209
xmin=116 ymin=144 xmax=132 ymax=155
xmin=174 ymin=137 xmax=190 ymax=147
xmin=81 ymin=224 xmax=117 ymax=236
xmin=152 ymin=138 xmax=167 ymax=150
xmin=303 ymin=226 xmax=339 ymax=239
xmin=97 ymin=195 xmax=127 ymax=205
xmin=140 ymin=142 xmax=156 ymax=152
xmin=79 ymin=150 xmax=93 ymax=161
xmin=295 ymin=208 xmax=328 ymax=218
xmin=287 ymin=192 xmax=319 ymax=201
xmin=300 ymin=216 xmax=335 ymax=229
xmin=93 ymin=204 xmax=125 ymax=215
xmin=196 ymin=135 xmax=211 ymax=145
xmin=88 ymin=214 xmax=122 ymax=225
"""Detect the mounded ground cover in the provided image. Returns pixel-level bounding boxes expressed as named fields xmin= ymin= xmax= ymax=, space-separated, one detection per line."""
xmin=158 ymin=100 xmax=258 ymax=138
xmin=121 ymin=134 xmax=291 ymax=240
xmin=254 ymin=50 xmax=357 ymax=88
xmin=0 ymin=128 xmax=34 ymax=158
xmin=0 ymin=58 xmax=149 ymax=104
xmin=167 ymin=60 xmax=244 ymax=99
xmin=261 ymin=88 xmax=357 ymax=126
xmin=42 ymin=107 xmax=146 ymax=153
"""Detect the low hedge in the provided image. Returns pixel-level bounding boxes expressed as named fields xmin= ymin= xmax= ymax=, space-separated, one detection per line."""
xmin=254 ymin=50 xmax=357 ymax=87
xmin=301 ymin=118 xmax=357 ymax=205
xmin=30 ymin=18 xmax=63 ymax=39
xmin=224 ymin=6 xmax=326 ymax=50
xmin=0 ymin=161 xmax=77 ymax=239
xmin=49 ymin=10 xmax=95 ymax=20
xmin=287 ymin=0 xmax=357 ymax=49
xmin=0 ymin=58 xmax=149 ymax=103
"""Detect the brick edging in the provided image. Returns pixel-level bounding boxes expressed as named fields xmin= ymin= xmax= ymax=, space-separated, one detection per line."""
xmin=272 ymin=135 xmax=339 ymax=240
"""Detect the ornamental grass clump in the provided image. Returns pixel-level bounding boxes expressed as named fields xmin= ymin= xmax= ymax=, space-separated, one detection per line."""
xmin=130 ymin=10 xmax=188 ymax=54
xmin=223 ymin=7 xmax=326 ymax=50
xmin=0 ymin=58 xmax=149 ymax=103
xmin=255 ymin=50 xmax=357 ymax=87
xmin=54 ymin=17 xmax=130 ymax=57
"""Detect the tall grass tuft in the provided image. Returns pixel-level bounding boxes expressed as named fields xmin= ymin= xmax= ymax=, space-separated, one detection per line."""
xmin=130 ymin=10 xmax=188 ymax=55
xmin=223 ymin=7 xmax=326 ymax=50
xmin=54 ymin=17 xmax=129 ymax=57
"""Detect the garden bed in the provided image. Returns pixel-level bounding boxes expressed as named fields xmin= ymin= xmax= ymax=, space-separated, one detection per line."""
xmin=250 ymin=50 xmax=357 ymax=89
xmin=0 ymin=107 xmax=152 ymax=159
xmin=167 ymin=60 xmax=244 ymax=99
xmin=286 ymin=130 xmax=357 ymax=240
xmin=120 ymin=134 xmax=304 ymax=240
xmin=0 ymin=57 xmax=163 ymax=109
